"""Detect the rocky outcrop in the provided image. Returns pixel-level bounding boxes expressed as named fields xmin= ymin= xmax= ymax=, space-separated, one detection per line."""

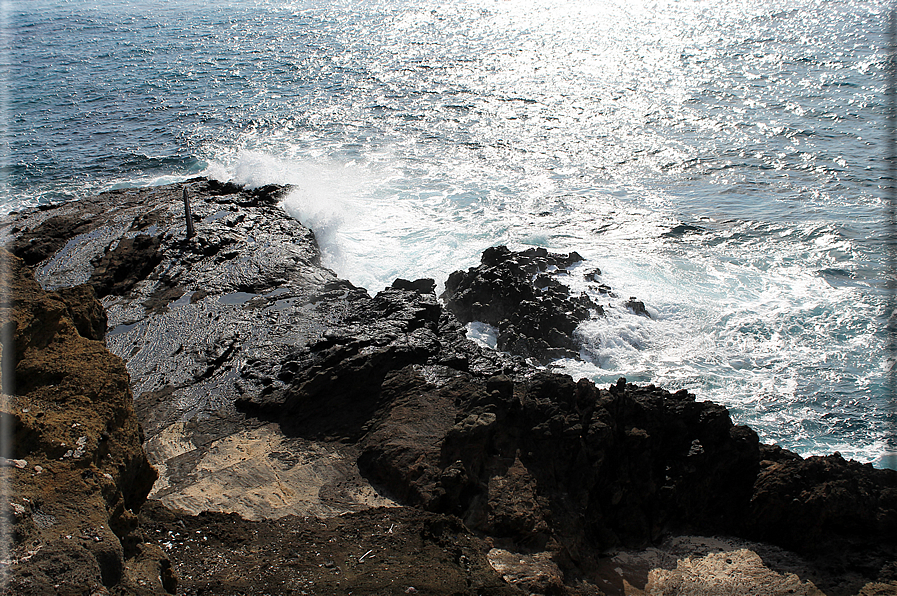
xmin=2 ymin=180 xmax=386 ymax=522
xmin=442 ymin=245 xmax=601 ymax=363
xmin=357 ymin=371 xmax=761 ymax=553
xmin=0 ymin=250 xmax=165 ymax=594
xmin=747 ymin=446 xmax=897 ymax=578
xmin=357 ymin=367 xmax=897 ymax=560
xmin=236 ymin=279 xmax=520 ymax=440
xmin=4 ymin=180 xmax=897 ymax=595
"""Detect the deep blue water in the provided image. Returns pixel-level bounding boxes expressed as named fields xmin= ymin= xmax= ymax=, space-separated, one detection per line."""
xmin=4 ymin=0 xmax=895 ymax=467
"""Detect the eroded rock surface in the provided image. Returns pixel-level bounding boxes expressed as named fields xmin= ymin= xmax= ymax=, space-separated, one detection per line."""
xmin=236 ymin=279 xmax=520 ymax=440
xmin=2 ymin=180 xmax=393 ymax=521
xmin=4 ymin=180 xmax=897 ymax=595
xmin=747 ymin=446 xmax=897 ymax=579
xmin=442 ymin=245 xmax=602 ymax=363
xmin=357 ymin=372 xmax=761 ymax=555
xmin=0 ymin=251 xmax=166 ymax=594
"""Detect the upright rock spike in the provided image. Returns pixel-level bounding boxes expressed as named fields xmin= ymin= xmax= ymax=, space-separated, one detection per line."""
xmin=183 ymin=187 xmax=195 ymax=239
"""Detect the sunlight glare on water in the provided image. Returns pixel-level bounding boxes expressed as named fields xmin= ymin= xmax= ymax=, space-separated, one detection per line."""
xmin=7 ymin=0 xmax=894 ymax=466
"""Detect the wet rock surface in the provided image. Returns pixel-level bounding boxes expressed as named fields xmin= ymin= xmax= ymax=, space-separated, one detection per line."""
xmin=442 ymin=245 xmax=602 ymax=363
xmin=3 ymin=180 xmax=896 ymax=595
xmin=2 ymin=179 xmax=373 ymax=522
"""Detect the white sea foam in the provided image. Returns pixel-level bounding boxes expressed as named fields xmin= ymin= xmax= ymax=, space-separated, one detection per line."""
xmin=197 ymin=144 xmax=892 ymax=467
xmin=12 ymin=0 xmax=889 ymax=467
xmin=203 ymin=151 xmax=375 ymax=275
xmin=550 ymin=231 xmax=889 ymax=465
xmin=466 ymin=322 xmax=499 ymax=350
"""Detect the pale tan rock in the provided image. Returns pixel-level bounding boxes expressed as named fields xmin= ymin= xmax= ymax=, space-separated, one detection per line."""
xmin=146 ymin=422 xmax=397 ymax=520
xmin=592 ymin=536 xmax=832 ymax=596
xmin=644 ymin=548 xmax=824 ymax=596
xmin=487 ymin=548 xmax=566 ymax=594
xmin=856 ymin=581 xmax=897 ymax=596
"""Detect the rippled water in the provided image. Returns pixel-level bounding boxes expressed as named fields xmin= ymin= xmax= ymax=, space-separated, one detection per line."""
xmin=5 ymin=0 xmax=894 ymax=467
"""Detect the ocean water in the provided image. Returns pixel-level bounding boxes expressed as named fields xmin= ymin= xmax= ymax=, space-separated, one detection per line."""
xmin=4 ymin=0 xmax=895 ymax=467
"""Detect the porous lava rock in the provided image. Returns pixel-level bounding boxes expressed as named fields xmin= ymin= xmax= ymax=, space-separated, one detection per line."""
xmin=0 ymin=250 xmax=166 ymax=595
xmin=356 ymin=369 xmax=897 ymax=589
xmin=4 ymin=182 xmax=897 ymax=595
xmin=358 ymin=373 xmax=761 ymax=555
xmin=236 ymin=280 xmax=521 ymax=440
xmin=747 ymin=445 xmax=897 ymax=576
xmin=442 ymin=245 xmax=601 ymax=363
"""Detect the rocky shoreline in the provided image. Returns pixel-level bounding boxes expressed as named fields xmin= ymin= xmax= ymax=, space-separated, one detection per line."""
xmin=1 ymin=179 xmax=895 ymax=595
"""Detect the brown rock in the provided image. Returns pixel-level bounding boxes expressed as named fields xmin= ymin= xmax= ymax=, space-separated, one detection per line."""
xmin=487 ymin=548 xmax=567 ymax=595
xmin=55 ymin=284 xmax=107 ymax=341
xmin=0 ymin=250 xmax=166 ymax=594
xmin=138 ymin=501 xmax=521 ymax=595
xmin=484 ymin=456 xmax=551 ymax=544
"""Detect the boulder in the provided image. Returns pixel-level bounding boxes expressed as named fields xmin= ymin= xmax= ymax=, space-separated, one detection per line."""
xmin=442 ymin=246 xmax=600 ymax=363
xmin=747 ymin=446 xmax=897 ymax=574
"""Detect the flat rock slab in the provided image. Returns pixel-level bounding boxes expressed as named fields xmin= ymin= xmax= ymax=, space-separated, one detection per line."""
xmin=145 ymin=421 xmax=396 ymax=520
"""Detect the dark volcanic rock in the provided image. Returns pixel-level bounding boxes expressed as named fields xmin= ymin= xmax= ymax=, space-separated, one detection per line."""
xmin=357 ymin=369 xmax=897 ymax=584
xmin=1 ymin=179 xmax=382 ymax=521
xmin=359 ymin=373 xmax=762 ymax=556
xmin=6 ymin=211 xmax=98 ymax=267
xmin=623 ymin=297 xmax=650 ymax=318
xmin=90 ymin=234 xmax=163 ymax=298
xmin=748 ymin=446 xmax=897 ymax=564
xmin=392 ymin=277 xmax=437 ymax=294
xmin=442 ymin=245 xmax=601 ymax=363
xmin=237 ymin=282 xmax=520 ymax=440
xmin=6 ymin=182 xmax=897 ymax=594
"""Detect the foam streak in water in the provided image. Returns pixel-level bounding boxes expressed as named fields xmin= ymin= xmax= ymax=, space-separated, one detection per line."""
xmin=8 ymin=0 xmax=894 ymax=467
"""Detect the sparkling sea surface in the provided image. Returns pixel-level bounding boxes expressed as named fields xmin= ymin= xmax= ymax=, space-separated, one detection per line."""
xmin=4 ymin=0 xmax=895 ymax=467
